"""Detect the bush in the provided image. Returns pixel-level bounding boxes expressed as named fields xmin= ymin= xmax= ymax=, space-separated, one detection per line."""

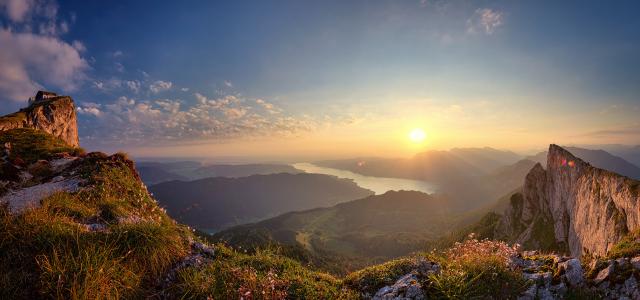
xmin=426 ymin=237 xmax=529 ymax=299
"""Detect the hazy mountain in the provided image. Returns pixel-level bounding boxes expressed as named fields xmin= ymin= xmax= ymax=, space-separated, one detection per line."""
xmin=150 ymin=173 xmax=373 ymax=232
xmin=316 ymin=147 xmax=522 ymax=182
xmin=527 ymin=146 xmax=640 ymax=179
xmin=193 ymin=163 xmax=303 ymax=178
xmin=137 ymin=165 xmax=190 ymax=185
xmin=137 ymin=161 xmax=304 ymax=185
xmin=316 ymin=149 xmax=527 ymax=212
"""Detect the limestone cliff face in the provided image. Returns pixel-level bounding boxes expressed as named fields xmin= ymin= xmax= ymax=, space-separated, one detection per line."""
xmin=498 ymin=144 xmax=640 ymax=256
xmin=0 ymin=96 xmax=79 ymax=147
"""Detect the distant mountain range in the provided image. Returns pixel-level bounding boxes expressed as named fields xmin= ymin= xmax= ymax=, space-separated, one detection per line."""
xmin=149 ymin=173 xmax=373 ymax=232
xmin=137 ymin=161 xmax=303 ymax=185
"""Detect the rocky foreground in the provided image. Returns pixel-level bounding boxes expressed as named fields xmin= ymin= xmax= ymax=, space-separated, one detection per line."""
xmin=369 ymin=245 xmax=640 ymax=300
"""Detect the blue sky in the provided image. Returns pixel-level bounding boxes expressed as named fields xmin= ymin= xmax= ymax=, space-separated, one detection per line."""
xmin=1 ymin=0 xmax=639 ymax=158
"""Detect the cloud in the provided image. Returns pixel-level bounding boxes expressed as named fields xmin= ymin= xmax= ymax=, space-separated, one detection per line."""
xmin=0 ymin=0 xmax=88 ymax=103
xmin=578 ymin=126 xmax=640 ymax=138
xmin=114 ymin=62 xmax=125 ymax=73
xmin=80 ymin=93 xmax=316 ymax=145
xmin=112 ymin=50 xmax=123 ymax=58
xmin=149 ymin=80 xmax=172 ymax=93
xmin=180 ymin=87 xmax=189 ymax=92
xmin=0 ymin=0 xmax=35 ymax=22
xmin=223 ymin=80 xmax=233 ymax=88
xmin=92 ymin=78 xmax=122 ymax=91
xmin=467 ymin=8 xmax=504 ymax=35
xmin=125 ymin=80 xmax=141 ymax=93
xmin=76 ymin=102 xmax=102 ymax=117
xmin=0 ymin=29 xmax=89 ymax=102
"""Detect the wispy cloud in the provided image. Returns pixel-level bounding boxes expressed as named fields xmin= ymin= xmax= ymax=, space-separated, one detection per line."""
xmin=467 ymin=8 xmax=504 ymax=35
xmin=149 ymin=80 xmax=172 ymax=93
xmin=78 ymin=92 xmax=317 ymax=146
xmin=577 ymin=125 xmax=640 ymax=138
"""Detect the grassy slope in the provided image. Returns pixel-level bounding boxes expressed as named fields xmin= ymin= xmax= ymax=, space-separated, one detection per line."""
xmin=212 ymin=190 xmax=470 ymax=274
xmin=0 ymin=129 xmax=357 ymax=299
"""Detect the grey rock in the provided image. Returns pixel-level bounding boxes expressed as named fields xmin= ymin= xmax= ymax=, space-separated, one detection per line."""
xmin=558 ymin=258 xmax=583 ymax=286
xmin=518 ymin=285 xmax=537 ymax=300
xmin=595 ymin=263 xmax=615 ymax=285
xmin=631 ymin=257 xmax=640 ymax=270
xmin=373 ymin=273 xmax=424 ymax=300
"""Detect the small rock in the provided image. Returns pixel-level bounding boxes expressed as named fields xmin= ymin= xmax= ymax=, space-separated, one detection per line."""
xmin=617 ymin=257 xmax=630 ymax=268
xmin=630 ymin=257 xmax=640 ymax=270
xmin=558 ymin=258 xmax=583 ymax=287
xmin=550 ymin=282 xmax=567 ymax=295
xmin=594 ymin=263 xmax=615 ymax=285
xmin=85 ymin=223 xmax=106 ymax=231
xmin=373 ymin=273 xmax=424 ymax=300
xmin=518 ymin=285 xmax=537 ymax=300
xmin=191 ymin=242 xmax=215 ymax=258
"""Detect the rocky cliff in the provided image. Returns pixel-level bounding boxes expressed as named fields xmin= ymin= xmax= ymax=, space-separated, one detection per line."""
xmin=498 ymin=144 xmax=640 ymax=257
xmin=0 ymin=96 xmax=79 ymax=147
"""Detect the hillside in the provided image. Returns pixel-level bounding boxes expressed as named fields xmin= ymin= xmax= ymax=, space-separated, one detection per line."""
xmin=149 ymin=173 xmax=373 ymax=232
xmin=213 ymin=190 xmax=474 ymax=273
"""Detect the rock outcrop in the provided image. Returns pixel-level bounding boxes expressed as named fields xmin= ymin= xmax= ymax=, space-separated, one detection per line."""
xmin=498 ymin=144 xmax=640 ymax=257
xmin=0 ymin=96 xmax=79 ymax=147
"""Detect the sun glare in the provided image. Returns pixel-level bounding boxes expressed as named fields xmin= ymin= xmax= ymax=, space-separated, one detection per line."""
xmin=409 ymin=128 xmax=426 ymax=143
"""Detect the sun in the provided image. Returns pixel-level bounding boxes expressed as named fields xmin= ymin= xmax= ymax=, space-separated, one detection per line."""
xmin=408 ymin=128 xmax=426 ymax=143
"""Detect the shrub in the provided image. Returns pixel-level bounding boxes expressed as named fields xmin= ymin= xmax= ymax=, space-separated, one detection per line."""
xmin=426 ymin=237 xmax=529 ymax=299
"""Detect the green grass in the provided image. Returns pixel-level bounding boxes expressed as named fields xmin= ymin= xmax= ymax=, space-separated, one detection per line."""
xmin=343 ymin=257 xmax=418 ymax=295
xmin=0 ymin=145 xmax=191 ymax=299
xmin=608 ymin=229 xmax=640 ymax=259
xmin=167 ymin=245 xmax=359 ymax=299
xmin=0 ymin=128 xmax=83 ymax=164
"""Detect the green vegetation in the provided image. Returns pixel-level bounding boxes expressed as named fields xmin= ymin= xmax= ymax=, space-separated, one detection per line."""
xmin=0 ymin=130 xmax=190 ymax=298
xmin=168 ymin=245 xmax=358 ymax=299
xmin=426 ymin=238 xmax=529 ymax=299
xmin=0 ymin=128 xmax=83 ymax=164
xmin=608 ymin=229 xmax=640 ymax=259
xmin=344 ymin=257 xmax=418 ymax=295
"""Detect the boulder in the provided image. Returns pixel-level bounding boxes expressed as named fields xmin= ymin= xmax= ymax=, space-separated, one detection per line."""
xmin=558 ymin=258 xmax=584 ymax=286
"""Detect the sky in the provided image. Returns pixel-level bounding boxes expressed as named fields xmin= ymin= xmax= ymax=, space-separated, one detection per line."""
xmin=1 ymin=0 xmax=639 ymax=161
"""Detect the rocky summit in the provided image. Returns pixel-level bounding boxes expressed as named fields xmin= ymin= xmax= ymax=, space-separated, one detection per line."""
xmin=498 ymin=144 xmax=640 ymax=257
xmin=0 ymin=93 xmax=79 ymax=147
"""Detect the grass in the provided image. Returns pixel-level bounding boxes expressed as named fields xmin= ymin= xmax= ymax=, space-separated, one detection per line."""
xmin=608 ymin=229 xmax=640 ymax=259
xmin=167 ymin=245 xmax=359 ymax=299
xmin=343 ymin=257 xmax=418 ymax=295
xmin=0 ymin=138 xmax=191 ymax=299
xmin=0 ymin=128 xmax=83 ymax=165
xmin=426 ymin=238 xmax=530 ymax=299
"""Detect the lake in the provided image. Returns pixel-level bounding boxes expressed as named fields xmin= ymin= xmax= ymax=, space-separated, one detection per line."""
xmin=292 ymin=162 xmax=437 ymax=195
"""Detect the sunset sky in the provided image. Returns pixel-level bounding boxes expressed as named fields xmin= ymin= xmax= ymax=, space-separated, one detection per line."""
xmin=1 ymin=0 xmax=639 ymax=160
